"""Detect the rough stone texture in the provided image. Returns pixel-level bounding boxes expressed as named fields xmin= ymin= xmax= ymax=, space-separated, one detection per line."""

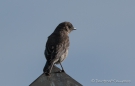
xmin=29 ymin=66 xmax=82 ymax=86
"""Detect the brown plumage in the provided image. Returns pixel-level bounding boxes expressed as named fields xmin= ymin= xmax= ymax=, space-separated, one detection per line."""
xmin=43 ymin=22 xmax=76 ymax=76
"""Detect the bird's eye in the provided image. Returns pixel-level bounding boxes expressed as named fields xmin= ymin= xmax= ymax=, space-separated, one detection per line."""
xmin=68 ymin=26 xmax=71 ymax=28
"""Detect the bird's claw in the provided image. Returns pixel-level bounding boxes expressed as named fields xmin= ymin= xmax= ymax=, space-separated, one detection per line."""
xmin=61 ymin=70 xmax=65 ymax=72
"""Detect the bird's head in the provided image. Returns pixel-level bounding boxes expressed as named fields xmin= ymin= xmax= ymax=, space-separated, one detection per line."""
xmin=54 ymin=21 xmax=76 ymax=34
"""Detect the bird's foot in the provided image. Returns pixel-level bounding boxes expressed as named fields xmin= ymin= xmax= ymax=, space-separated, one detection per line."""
xmin=61 ymin=70 xmax=65 ymax=72
xmin=58 ymin=70 xmax=65 ymax=73
xmin=55 ymin=70 xmax=65 ymax=73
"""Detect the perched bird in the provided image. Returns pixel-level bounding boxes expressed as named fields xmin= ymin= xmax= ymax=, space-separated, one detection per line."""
xmin=43 ymin=21 xmax=76 ymax=76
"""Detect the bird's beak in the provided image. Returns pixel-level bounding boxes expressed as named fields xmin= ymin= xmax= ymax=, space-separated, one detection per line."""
xmin=73 ymin=28 xmax=76 ymax=30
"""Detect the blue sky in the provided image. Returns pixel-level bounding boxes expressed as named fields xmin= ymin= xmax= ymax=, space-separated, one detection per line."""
xmin=0 ymin=0 xmax=135 ymax=86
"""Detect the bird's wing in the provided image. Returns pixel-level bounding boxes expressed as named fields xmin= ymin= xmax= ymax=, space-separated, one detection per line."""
xmin=44 ymin=39 xmax=69 ymax=62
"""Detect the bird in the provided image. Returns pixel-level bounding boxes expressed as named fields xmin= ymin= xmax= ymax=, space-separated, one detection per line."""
xmin=43 ymin=21 xmax=76 ymax=76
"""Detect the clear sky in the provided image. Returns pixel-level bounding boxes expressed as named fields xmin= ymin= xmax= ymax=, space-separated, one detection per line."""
xmin=0 ymin=0 xmax=135 ymax=86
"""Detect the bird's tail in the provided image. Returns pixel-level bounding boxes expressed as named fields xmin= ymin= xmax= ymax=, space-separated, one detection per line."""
xmin=43 ymin=61 xmax=54 ymax=74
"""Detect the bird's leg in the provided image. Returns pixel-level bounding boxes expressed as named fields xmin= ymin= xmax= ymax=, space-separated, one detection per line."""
xmin=59 ymin=62 xmax=65 ymax=72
